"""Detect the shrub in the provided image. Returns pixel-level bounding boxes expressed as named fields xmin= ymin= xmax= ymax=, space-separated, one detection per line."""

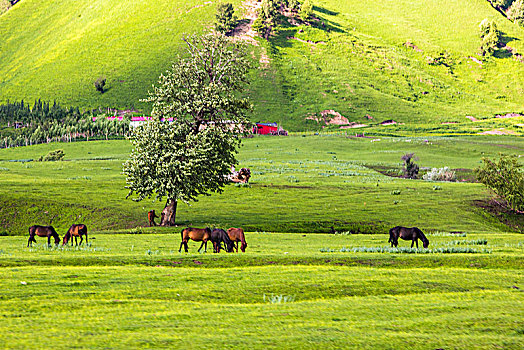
xmin=476 ymin=154 xmax=524 ymax=213
xmin=479 ymin=19 xmax=501 ymax=56
xmin=94 ymin=77 xmax=106 ymax=93
xmin=491 ymin=0 xmax=514 ymax=10
xmin=215 ymin=3 xmax=237 ymax=34
xmin=300 ymin=0 xmax=313 ymax=21
xmin=37 ymin=149 xmax=65 ymax=162
xmin=0 ymin=0 xmax=11 ymax=15
xmin=507 ymin=0 xmax=524 ymax=26
xmin=288 ymin=0 xmax=300 ymax=12
xmin=401 ymin=153 xmax=419 ymax=179
xmin=425 ymin=50 xmax=453 ymax=67
xmin=423 ymin=167 xmax=457 ymax=182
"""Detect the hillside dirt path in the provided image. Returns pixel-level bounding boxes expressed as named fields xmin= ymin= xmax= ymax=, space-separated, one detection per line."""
xmin=232 ymin=0 xmax=269 ymax=68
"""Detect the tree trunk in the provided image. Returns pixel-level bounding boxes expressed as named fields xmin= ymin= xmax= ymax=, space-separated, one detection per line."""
xmin=160 ymin=198 xmax=178 ymax=226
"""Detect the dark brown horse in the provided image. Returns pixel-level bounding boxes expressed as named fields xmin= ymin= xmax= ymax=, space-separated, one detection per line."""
xmin=28 ymin=225 xmax=60 ymax=247
xmin=210 ymin=229 xmax=234 ymax=253
xmin=179 ymin=227 xmax=212 ymax=253
xmin=227 ymin=227 xmax=248 ymax=252
xmin=388 ymin=226 xmax=429 ymax=249
xmin=148 ymin=210 xmax=158 ymax=226
xmin=63 ymin=224 xmax=88 ymax=246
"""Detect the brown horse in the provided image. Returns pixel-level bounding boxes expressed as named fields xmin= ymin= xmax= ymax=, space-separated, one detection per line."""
xmin=388 ymin=226 xmax=429 ymax=249
xmin=28 ymin=225 xmax=60 ymax=247
xmin=227 ymin=227 xmax=248 ymax=252
xmin=63 ymin=224 xmax=88 ymax=246
xmin=179 ymin=227 xmax=212 ymax=253
xmin=148 ymin=210 xmax=158 ymax=226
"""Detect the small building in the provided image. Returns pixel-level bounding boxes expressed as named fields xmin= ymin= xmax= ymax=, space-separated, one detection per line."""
xmin=254 ymin=122 xmax=278 ymax=135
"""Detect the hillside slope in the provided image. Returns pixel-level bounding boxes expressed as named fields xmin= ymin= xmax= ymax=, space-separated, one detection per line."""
xmin=0 ymin=0 xmax=523 ymax=130
xmin=0 ymin=0 xmax=241 ymax=110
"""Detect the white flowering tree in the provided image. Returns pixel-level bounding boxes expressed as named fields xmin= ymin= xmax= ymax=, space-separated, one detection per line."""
xmin=123 ymin=33 xmax=251 ymax=226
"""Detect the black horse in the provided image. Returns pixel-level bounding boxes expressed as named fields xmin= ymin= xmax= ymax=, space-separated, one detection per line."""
xmin=388 ymin=226 xmax=429 ymax=249
xmin=210 ymin=229 xmax=234 ymax=253
xmin=28 ymin=225 xmax=60 ymax=247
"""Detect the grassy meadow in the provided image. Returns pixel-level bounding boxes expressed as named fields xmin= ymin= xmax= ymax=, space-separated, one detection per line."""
xmin=0 ymin=233 xmax=523 ymax=349
xmin=0 ymin=135 xmax=522 ymax=236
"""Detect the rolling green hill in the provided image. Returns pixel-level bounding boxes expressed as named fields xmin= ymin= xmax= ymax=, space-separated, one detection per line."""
xmin=0 ymin=0 xmax=523 ymax=131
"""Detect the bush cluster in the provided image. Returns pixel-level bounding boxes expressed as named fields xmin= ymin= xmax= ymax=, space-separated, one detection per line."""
xmin=423 ymin=167 xmax=457 ymax=182
xmin=476 ymin=154 xmax=524 ymax=213
xmin=479 ymin=18 xmax=501 ymax=56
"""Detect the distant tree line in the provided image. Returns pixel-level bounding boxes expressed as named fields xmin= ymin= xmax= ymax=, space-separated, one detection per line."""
xmin=0 ymin=100 xmax=131 ymax=148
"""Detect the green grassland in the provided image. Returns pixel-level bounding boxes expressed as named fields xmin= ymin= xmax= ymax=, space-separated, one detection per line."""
xmin=1 ymin=0 xmax=523 ymax=131
xmin=258 ymin=0 xmax=524 ymax=130
xmin=0 ymin=135 xmax=522 ymax=236
xmin=0 ymin=233 xmax=522 ymax=349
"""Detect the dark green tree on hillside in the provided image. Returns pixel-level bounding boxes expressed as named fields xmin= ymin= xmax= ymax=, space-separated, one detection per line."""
xmin=491 ymin=0 xmax=514 ymax=9
xmin=507 ymin=0 xmax=524 ymax=25
xmin=123 ymin=33 xmax=251 ymax=226
xmin=479 ymin=19 xmax=501 ymax=56
xmin=253 ymin=0 xmax=281 ymax=38
xmin=300 ymin=0 xmax=314 ymax=21
xmin=215 ymin=3 xmax=237 ymax=34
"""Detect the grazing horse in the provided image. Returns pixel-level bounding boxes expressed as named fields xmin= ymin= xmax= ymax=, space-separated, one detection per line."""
xmin=227 ymin=227 xmax=248 ymax=253
xmin=210 ymin=229 xmax=234 ymax=253
xmin=388 ymin=226 xmax=429 ymax=249
xmin=63 ymin=224 xmax=88 ymax=246
xmin=28 ymin=225 xmax=60 ymax=247
xmin=148 ymin=210 xmax=158 ymax=226
xmin=179 ymin=227 xmax=212 ymax=253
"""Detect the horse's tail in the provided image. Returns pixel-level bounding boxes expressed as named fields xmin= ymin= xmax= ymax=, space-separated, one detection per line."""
xmin=388 ymin=227 xmax=396 ymax=242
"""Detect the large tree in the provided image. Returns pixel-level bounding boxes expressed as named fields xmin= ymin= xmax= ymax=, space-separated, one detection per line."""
xmin=123 ymin=33 xmax=251 ymax=226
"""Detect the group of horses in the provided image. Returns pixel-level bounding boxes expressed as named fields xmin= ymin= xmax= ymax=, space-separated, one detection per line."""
xmin=27 ymin=224 xmax=88 ymax=247
xmin=180 ymin=227 xmax=247 ymax=253
xmin=26 ymin=222 xmax=427 ymax=251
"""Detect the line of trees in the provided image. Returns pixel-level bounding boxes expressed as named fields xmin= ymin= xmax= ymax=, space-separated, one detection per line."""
xmin=0 ymin=100 xmax=131 ymax=148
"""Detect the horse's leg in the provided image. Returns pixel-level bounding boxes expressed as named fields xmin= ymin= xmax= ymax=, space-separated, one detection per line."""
xmin=235 ymin=241 xmax=239 ymax=253
xmin=178 ymin=241 xmax=184 ymax=253
xmin=411 ymin=240 xmax=415 ymax=248
xmin=47 ymin=235 xmax=51 ymax=247
xmin=79 ymin=235 xmax=83 ymax=245
xmin=415 ymin=239 xmax=419 ymax=248
xmin=197 ymin=241 xmax=205 ymax=253
xmin=27 ymin=235 xmax=32 ymax=247
xmin=85 ymin=233 xmax=88 ymax=245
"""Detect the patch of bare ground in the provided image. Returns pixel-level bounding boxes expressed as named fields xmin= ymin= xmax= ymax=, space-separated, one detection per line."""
xmin=403 ymin=41 xmax=423 ymax=52
xmin=466 ymin=115 xmax=478 ymax=121
xmin=231 ymin=0 xmax=269 ymax=68
xmin=339 ymin=123 xmax=368 ymax=129
xmin=473 ymin=199 xmax=524 ymax=233
xmin=479 ymin=129 xmax=518 ymax=135
xmin=495 ymin=113 xmax=524 ymax=119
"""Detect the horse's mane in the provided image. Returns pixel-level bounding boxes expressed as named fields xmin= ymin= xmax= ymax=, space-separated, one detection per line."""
xmin=415 ymin=227 xmax=428 ymax=243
